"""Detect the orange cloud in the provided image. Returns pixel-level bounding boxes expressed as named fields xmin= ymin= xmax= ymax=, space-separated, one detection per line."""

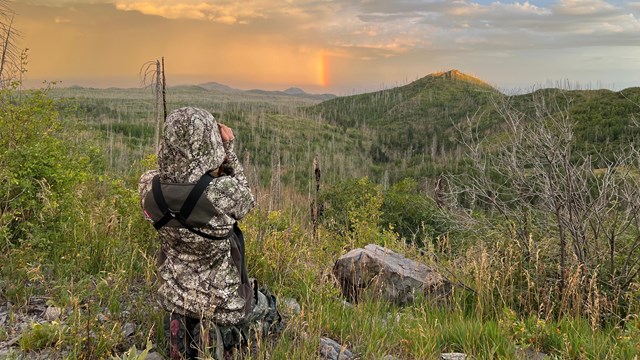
xmin=113 ymin=1 xmax=268 ymax=23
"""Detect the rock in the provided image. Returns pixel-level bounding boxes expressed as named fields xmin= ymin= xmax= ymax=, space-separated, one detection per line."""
xmin=97 ymin=313 xmax=109 ymax=322
xmin=43 ymin=306 xmax=63 ymax=321
xmin=319 ymin=337 xmax=354 ymax=360
xmin=145 ymin=352 xmax=164 ymax=360
xmin=123 ymin=323 xmax=136 ymax=337
xmin=279 ymin=297 xmax=301 ymax=317
xmin=441 ymin=353 xmax=467 ymax=360
xmin=333 ymin=244 xmax=451 ymax=305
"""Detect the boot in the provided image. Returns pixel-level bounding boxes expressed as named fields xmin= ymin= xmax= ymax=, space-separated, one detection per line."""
xmin=164 ymin=313 xmax=198 ymax=359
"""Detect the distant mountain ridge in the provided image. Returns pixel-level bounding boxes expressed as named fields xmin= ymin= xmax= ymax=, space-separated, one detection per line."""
xmin=198 ymin=82 xmax=239 ymax=93
xmin=198 ymin=82 xmax=336 ymax=101
xmin=55 ymin=82 xmax=336 ymax=102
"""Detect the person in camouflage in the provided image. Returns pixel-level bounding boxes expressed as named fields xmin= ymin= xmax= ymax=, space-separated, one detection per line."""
xmin=138 ymin=107 xmax=255 ymax=359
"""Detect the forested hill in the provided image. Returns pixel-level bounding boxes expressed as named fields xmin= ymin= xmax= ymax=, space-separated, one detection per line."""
xmin=309 ymin=69 xmax=497 ymax=130
xmin=308 ymin=70 xmax=640 ymax=181
xmin=48 ymin=70 xmax=640 ymax=187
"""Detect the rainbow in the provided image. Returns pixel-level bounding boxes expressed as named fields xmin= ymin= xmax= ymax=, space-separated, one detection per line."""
xmin=317 ymin=51 xmax=330 ymax=87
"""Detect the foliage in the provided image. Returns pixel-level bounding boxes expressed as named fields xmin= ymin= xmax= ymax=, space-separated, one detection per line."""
xmin=19 ymin=321 xmax=66 ymax=351
xmin=448 ymin=89 xmax=640 ymax=322
xmin=319 ymin=177 xmax=381 ymax=237
xmin=381 ymin=178 xmax=451 ymax=245
xmin=0 ymin=86 xmax=90 ymax=247
xmin=0 ymin=83 xmax=159 ymax=359
xmin=320 ymin=177 xmax=451 ymax=246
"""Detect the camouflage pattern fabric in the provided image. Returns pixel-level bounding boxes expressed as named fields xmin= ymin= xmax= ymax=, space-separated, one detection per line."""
xmin=138 ymin=107 xmax=255 ymax=326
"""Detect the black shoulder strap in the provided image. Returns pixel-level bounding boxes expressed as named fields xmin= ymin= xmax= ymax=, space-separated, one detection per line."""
xmin=151 ymin=173 xmax=232 ymax=241
xmin=152 ymin=175 xmax=174 ymax=230
xmin=180 ymin=172 xmax=214 ymax=220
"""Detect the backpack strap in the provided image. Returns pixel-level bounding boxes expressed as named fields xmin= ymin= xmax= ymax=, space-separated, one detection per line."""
xmin=180 ymin=172 xmax=214 ymax=220
xmin=151 ymin=173 xmax=232 ymax=241
xmin=151 ymin=174 xmax=175 ymax=230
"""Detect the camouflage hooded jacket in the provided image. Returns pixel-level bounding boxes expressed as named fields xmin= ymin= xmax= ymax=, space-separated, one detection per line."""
xmin=138 ymin=107 xmax=255 ymax=325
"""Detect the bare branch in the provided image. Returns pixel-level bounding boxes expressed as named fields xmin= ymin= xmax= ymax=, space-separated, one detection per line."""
xmin=0 ymin=1 xmax=21 ymax=88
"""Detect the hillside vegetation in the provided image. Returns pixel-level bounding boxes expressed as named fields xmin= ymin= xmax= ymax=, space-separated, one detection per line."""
xmin=1 ymin=69 xmax=640 ymax=359
xmin=311 ymin=70 xmax=640 ymax=181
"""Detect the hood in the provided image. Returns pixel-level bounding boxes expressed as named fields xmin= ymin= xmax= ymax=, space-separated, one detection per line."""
xmin=158 ymin=107 xmax=225 ymax=183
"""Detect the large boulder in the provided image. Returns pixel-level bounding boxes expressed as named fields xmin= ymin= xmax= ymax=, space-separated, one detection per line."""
xmin=333 ymin=244 xmax=451 ymax=305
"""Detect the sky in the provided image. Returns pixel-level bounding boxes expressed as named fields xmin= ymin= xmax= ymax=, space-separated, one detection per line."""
xmin=8 ymin=0 xmax=640 ymax=94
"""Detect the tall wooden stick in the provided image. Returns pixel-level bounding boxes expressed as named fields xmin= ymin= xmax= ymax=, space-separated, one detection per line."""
xmin=162 ymin=57 xmax=167 ymax=121
xmin=311 ymin=154 xmax=321 ymax=241
xmin=154 ymin=60 xmax=161 ymax=152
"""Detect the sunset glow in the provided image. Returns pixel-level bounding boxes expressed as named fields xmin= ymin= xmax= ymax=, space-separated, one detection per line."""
xmin=10 ymin=0 xmax=640 ymax=93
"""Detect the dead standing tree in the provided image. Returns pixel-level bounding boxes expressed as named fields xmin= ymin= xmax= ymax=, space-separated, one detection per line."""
xmin=310 ymin=154 xmax=322 ymax=241
xmin=448 ymin=89 xmax=640 ymax=320
xmin=141 ymin=58 xmax=168 ymax=152
xmin=0 ymin=1 xmax=21 ymax=89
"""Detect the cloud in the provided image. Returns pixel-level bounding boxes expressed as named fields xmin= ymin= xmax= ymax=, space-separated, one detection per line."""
xmin=113 ymin=0 xmax=268 ymax=23
xmin=553 ymin=0 xmax=617 ymax=15
xmin=18 ymin=0 xmax=640 ymax=56
xmin=13 ymin=0 xmax=640 ymax=92
xmin=17 ymin=0 xmax=114 ymax=6
xmin=628 ymin=1 xmax=640 ymax=10
xmin=345 ymin=0 xmax=640 ymax=53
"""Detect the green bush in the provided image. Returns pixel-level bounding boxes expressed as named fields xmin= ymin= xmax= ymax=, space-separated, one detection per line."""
xmin=0 ymin=86 xmax=88 ymax=247
xmin=381 ymin=178 xmax=450 ymax=245
xmin=19 ymin=321 xmax=66 ymax=351
xmin=319 ymin=177 xmax=381 ymax=237
xmin=320 ymin=177 xmax=450 ymax=247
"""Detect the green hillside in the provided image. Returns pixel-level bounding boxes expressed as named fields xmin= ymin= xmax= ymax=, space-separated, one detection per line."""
xmin=310 ymin=70 xmax=498 ymax=155
xmin=309 ymin=70 xmax=640 ymax=181
xmin=2 ymin=74 xmax=640 ymax=359
xmin=527 ymin=87 xmax=640 ymax=162
xmin=305 ymin=71 xmax=496 ymax=183
xmin=53 ymin=72 xmax=640 ymax=186
xmin=50 ymin=85 xmax=372 ymax=189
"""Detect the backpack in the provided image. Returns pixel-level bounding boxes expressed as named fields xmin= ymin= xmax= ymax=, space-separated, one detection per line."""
xmin=143 ymin=172 xmax=233 ymax=240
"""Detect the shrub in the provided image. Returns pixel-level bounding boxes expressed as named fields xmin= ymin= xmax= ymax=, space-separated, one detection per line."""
xmin=319 ymin=177 xmax=381 ymax=237
xmin=0 ymin=86 xmax=88 ymax=247
xmin=381 ymin=178 xmax=450 ymax=245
